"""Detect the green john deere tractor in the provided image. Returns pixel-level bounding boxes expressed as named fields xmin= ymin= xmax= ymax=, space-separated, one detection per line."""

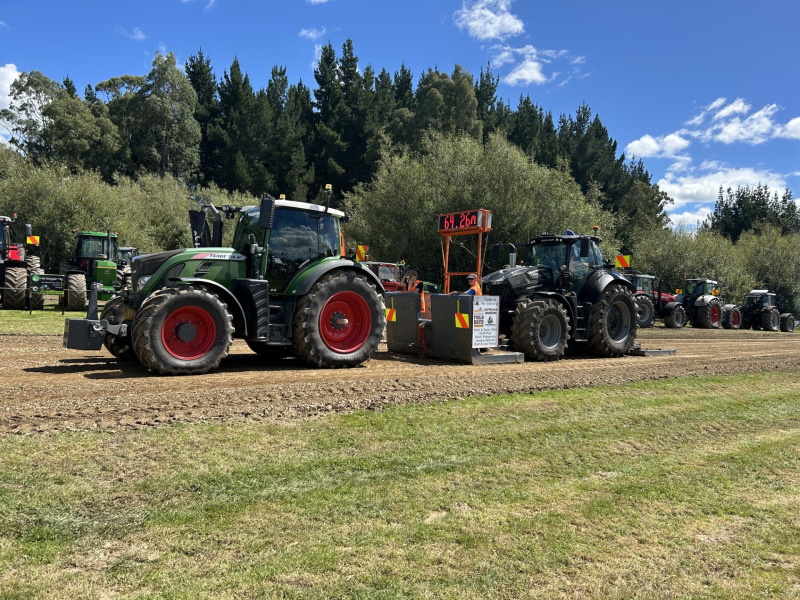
xmin=64 ymin=187 xmax=386 ymax=375
xmin=59 ymin=231 xmax=127 ymax=311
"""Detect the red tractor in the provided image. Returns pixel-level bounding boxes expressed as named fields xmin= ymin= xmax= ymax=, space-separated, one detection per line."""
xmin=623 ymin=271 xmax=677 ymax=328
xmin=0 ymin=214 xmax=44 ymax=310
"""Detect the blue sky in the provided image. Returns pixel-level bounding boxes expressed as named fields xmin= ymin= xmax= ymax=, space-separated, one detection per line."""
xmin=1 ymin=0 xmax=798 ymax=225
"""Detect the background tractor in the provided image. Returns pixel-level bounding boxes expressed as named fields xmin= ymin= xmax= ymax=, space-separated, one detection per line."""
xmin=0 ymin=214 xmax=44 ymax=310
xmin=725 ymin=290 xmax=795 ymax=332
xmin=65 ymin=187 xmax=386 ymax=375
xmin=360 ymin=261 xmax=438 ymax=293
xmin=482 ymin=231 xmax=638 ymax=362
xmin=622 ymin=271 xmax=678 ymax=328
xmin=668 ymin=278 xmax=723 ymax=329
xmin=59 ymin=231 xmax=129 ymax=311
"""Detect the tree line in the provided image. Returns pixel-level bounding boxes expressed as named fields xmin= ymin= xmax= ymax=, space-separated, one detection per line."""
xmin=1 ymin=40 xmax=670 ymax=250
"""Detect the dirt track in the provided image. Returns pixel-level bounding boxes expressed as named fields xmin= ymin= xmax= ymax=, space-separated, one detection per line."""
xmin=2 ymin=327 xmax=799 ymax=435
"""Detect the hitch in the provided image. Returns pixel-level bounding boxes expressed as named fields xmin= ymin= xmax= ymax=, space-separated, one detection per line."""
xmin=63 ymin=284 xmax=128 ymax=350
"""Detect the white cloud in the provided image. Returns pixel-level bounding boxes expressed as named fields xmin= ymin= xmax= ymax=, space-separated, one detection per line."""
xmin=299 ymin=27 xmax=326 ymax=40
xmin=182 ymin=0 xmax=217 ymax=9
xmin=504 ymin=58 xmax=547 ymax=85
xmin=491 ymin=44 xmax=580 ymax=86
xmin=626 ymin=133 xmax=690 ymax=159
xmin=713 ymin=98 xmax=750 ymax=120
xmin=120 ymin=27 xmax=147 ymax=41
xmin=669 ymin=206 xmax=715 ymax=227
xmin=778 ymin=116 xmax=800 ymax=140
xmin=0 ymin=21 xmax=8 ymax=30
xmin=307 ymin=0 xmax=331 ymax=3
xmin=454 ymin=0 xmax=524 ymax=41
xmin=659 ymin=166 xmax=787 ymax=211
xmin=0 ymin=63 xmax=20 ymax=112
xmin=714 ymin=104 xmax=780 ymax=144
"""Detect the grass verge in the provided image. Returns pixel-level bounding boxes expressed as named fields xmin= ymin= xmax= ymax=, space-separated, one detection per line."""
xmin=1 ymin=371 xmax=799 ymax=599
xmin=0 ymin=302 xmax=88 ymax=335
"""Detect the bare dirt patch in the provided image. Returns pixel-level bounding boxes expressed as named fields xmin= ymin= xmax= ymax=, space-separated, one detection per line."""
xmin=2 ymin=327 xmax=799 ymax=435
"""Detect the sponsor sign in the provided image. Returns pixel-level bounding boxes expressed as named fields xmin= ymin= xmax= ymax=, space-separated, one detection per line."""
xmin=471 ymin=295 xmax=499 ymax=348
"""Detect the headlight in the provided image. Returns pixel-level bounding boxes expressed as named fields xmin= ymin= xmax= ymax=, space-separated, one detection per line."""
xmin=136 ymin=276 xmax=151 ymax=292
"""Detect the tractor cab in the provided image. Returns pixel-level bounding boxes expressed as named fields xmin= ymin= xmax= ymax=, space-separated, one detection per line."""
xmin=680 ymin=278 xmax=719 ymax=299
xmin=233 ymin=199 xmax=344 ymax=294
xmin=745 ymin=290 xmax=775 ymax=308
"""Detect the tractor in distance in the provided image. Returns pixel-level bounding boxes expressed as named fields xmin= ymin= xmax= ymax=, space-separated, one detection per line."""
xmin=360 ymin=261 xmax=439 ymax=293
xmin=0 ymin=214 xmax=44 ymax=310
xmin=621 ymin=271 xmax=677 ymax=328
xmin=64 ymin=186 xmax=386 ymax=375
xmin=481 ymin=230 xmax=638 ymax=362
xmin=723 ymin=290 xmax=795 ymax=332
xmin=59 ymin=231 xmax=130 ymax=311
xmin=666 ymin=278 xmax=723 ymax=329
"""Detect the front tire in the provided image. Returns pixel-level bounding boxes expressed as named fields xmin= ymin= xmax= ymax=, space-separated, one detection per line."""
xmin=694 ymin=297 xmax=721 ymax=328
xmin=132 ymin=286 xmax=233 ymax=375
xmin=586 ymin=284 xmax=638 ymax=357
xmin=66 ymin=273 xmax=87 ymax=311
xmin=723 ymin=306 xmax=742 ymax=330
xmin=780 ymin=313 xmax=795 ymax=333
xmin=101 ymin=296 xmax=137 ymax=361
xmin=761 ymin=307 xmax=780 ymax=332
xmin=635 ymin=294 xmax=655 ymax=328
xmin=510 ymin=299 xmax=570 ymax=361
xmin=664 ymin=304 xmax=686 ymax=329
xmin=26 ymin=256 xmax=45 ymax=310
xmin=292 ymin=271 xmax=385 ymax=368
xmin=3 ymin=266 xmax=27 ymax=309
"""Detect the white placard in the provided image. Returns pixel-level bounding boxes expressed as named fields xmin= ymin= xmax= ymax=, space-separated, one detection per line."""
xmin=472 ymin=295 xmax=500 ymax=348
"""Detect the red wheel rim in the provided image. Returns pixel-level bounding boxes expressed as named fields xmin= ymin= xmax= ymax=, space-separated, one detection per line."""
xmin=732 ymin=311 xmax=740 ymax=327
xmin=319 ymin=291 xmax=371 ymax=353
xmin=711 ymin=305 xmax=721 ymax=324
xmin=161 ymin=305 xmax=217 ymax=360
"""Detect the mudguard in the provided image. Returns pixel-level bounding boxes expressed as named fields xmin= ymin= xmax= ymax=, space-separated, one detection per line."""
xmin=693 ymin=294 xmax=717 ymax=307
xmin=287 ymin=260 xmax=385 ymax=296
xmin=579 ymin=270 xmax=635 ymax=304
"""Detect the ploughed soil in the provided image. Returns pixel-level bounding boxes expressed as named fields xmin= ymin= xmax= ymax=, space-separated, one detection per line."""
xmin=2 ymin=327 xmax=799 ymax=435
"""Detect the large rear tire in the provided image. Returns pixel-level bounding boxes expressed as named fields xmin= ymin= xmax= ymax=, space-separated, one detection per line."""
xmin=3 ymin=266 xmax=27 ymax=309
xmin=635 ymin=294 xmax=655 ymax=328
xmin=66 ymin=273 xmax=87 ymax=311
xmin=292 ymin=271 xmax=384 ymax=368
xmin=510 ymin=298 xmax=570 ymax=361
xmin=101 ymin=296 xmax=137 ymax=361
xmin=723 ymin=306 xmax=742 ymax=330
xmin=761 ymin=307 xmax=780 ymax=332
xmin=694 ymin=297 xmax=721 ymax=329
xmin=664 ymin=304 xmax=686 ymax=329
xmin=586 ymin=284 xmax=638 ymax=357
xmin=132 ymin=286 xmax=233 ymax=375
xmin=25 ymin=256 xmax=45 ymax=310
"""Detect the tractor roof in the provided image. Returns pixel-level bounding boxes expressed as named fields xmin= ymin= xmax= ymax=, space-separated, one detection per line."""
xmin=530 ymin=233 xmax=602 ymax=244
xmin=0 ymin=216 xmax=13 ymax=224
xmin=77 ymin=231 xmax=118 ymax=237
xmin=686 ymin=278 xmax=717 ymax=284
xmin=242 ymin=199 xmax=345 ymax=218
xmin=747 ymin=289 xmax=771 ymax=296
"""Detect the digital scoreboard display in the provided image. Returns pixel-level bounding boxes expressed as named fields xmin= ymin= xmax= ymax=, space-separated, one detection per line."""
xmin=437 ymin=209 xmax=492 ymax=233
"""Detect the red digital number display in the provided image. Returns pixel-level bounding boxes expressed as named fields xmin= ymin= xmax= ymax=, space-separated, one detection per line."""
xmin=438 ymin=210 xmax=481 ymax=231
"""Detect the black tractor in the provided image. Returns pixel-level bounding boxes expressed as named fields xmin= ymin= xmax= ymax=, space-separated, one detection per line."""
xmin=726 ymin=290 xmax=795 ymax=332
xmin=482 ymin=231 xmax=638 ymax=361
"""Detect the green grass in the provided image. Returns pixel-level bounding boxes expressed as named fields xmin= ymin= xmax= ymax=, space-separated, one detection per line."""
xmin=1 ymin=372 xmax=799 ymax=599
xmin=0 ymin=302 xmax=88 ymax=335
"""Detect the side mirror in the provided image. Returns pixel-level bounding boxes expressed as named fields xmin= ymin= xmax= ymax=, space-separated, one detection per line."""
xmin=579 ymin=238 xmax=590 ymax=258
xmin=491 ymin=243 xmax=500 ymax=262
xmin=259 ymin=196 xmax=275 ymax=229
xmin=24 ymin=224 xmax=33 ymax=237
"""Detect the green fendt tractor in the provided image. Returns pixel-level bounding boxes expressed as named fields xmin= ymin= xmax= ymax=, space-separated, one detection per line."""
xmin=64 ymin=188 xmax=386 ymax=375
xmin=60 ymin=231 xmax=125 ymax=311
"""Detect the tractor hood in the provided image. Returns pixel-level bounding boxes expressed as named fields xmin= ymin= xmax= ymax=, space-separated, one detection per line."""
xmin=482 ymin=266 xmax=552 ymax=303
